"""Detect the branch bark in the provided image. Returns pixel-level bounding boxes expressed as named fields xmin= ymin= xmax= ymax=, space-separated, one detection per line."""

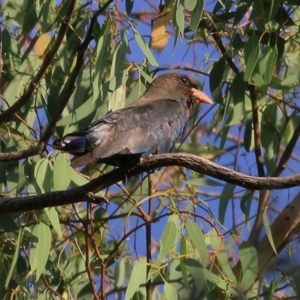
xmin=1 ymin=152 xmax=300 ymax=213
xmin=256 ymin=191 xmax=300 ymax=274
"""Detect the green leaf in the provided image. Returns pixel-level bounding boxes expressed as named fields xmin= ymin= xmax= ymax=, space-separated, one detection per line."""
xmin=234 ymin=0 xmax=253 ymax=25
xmin=116 ymin=257 xmax=132 ymax=288
xmin=202 ymin=269 xmax=238 ymax=296
xmin=72 ymin=171 xmax=89 ymax=186
xmin=231 ymin=72 xmax=246 ymax=122
xmin=190 ymin=0 xmax=204 ymax=31
xmin=219 ymin=183 xmax=235 ymax=224
xmin=184 ymin=178 xmax=223 ymax=187
xmin=109 ymin=33 xmax=130 ymax=91
xmin=244 ymin=34 xmax=259 ymax=81
xmin=232 ymin=33 xmax=246 ymax=49
xmin=243 ymin=119 xmax=253 ymax=152
xmin=281 ymin=64 xmax=299 ymax=87
xmin=94 ymin=31 xmax=112 ymax=102
xmin=53 ymin=154 xmax=72 ymax=191
xmin=173 ymin=1 xmax=185 ymax=49
xmin=180 ymin=236 xmax=189 ymax=288
xmin=22 ymin=1 xmax=38 ymax=34
xmin=210 ymin=56 xmax=225 ymax=104
xmin=185 ymin=219 xmax=207 ymax=266
xmin=156 ymin=220 xmax=177 ymax=265
xmin=239 ymin=242 xmax=258 ymax=291
xmin=125 ymin=259 xmax=147 ymax=300
xmin=182 ymin=258 xmax=205 ymax=296
xmin=252 ymin=66 xmax=268 ymax=96
xmin=5 ymin=227 xmax=23 ymax=288
xmin=44 ymin=207 xmax=62 ymax=237
xmin=261 ymin=103 xmax=278 ymax=175
xmin=263 ymin=208 xmax=277 ymax=255
xmin=259 ymin=45 xmax=278 ymax=84
xmin=30 ymin=222 xmax=51 ymax=281
xmin=40 ymin=0 xmax=57 ymax=33
xmin=34 ymin=158 xmax=53 ymax=193
xmin=164 ymin=282 xmax=179 ymax=300
xmin=108 ymin=71 xmax=128 ymax=111
xmin=132 ymin=27 xmax=158 ymax=66
xmin=267 ymin=0 xmax=281 ymax=21
xmin=285 ymin=52 xmax=300 ymax=66
xmin=215 ymin=249 xmax=237 ymax=282
xmin=2 ymin=29 xmax=21 ymax=76
xmin=178 ymin=143 xmax=224 ymax=157
xmin=240 ymin=191 xmax=254 ymax=217
xmin=208 ymin=228 xmax=222 ymax=251
xmin=0 ymin=213 xmax=19 ymax=231
xmin=125 ymin=0 xmax=134 ymax=14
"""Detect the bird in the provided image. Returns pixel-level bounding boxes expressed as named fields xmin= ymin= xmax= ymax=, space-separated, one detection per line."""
xmin=53 ymin=72 xmax=213 ymax=168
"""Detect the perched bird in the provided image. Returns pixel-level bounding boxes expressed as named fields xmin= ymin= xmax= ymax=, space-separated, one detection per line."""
xmin=53 ymin=72 xmax=213 ymax=167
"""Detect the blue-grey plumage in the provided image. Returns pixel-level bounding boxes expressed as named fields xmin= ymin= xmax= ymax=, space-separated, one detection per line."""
xmin=52 ymin=72 xmax=213 ymax=167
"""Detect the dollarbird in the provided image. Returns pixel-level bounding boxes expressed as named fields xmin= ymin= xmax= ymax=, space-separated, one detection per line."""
xmin=53 ymin=72 xmax=213 ymax=167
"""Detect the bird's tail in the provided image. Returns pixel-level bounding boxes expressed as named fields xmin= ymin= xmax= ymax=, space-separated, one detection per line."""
xmin=52 ymin=135 xmax=88 ymax=155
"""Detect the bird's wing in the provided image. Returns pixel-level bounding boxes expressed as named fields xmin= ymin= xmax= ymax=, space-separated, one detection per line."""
xmin=92 ymin=98 xmax=183 ymax=159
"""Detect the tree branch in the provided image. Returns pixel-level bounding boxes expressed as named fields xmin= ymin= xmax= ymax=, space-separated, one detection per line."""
xmin=255 ymin=191 xmax=300 ymax=279
xmin=0 ymin=144 xmax=45 ymax=161
xmin=1 ymin=153 xmax=300 ymax=213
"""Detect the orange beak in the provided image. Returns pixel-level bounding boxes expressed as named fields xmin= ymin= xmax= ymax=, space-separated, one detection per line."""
xmin=191 ymin=88 xmax=214 ymax=105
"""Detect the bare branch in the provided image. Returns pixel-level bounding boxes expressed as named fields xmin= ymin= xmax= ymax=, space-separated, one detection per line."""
xmin=0 ymin=144 xmax=45 ymax=161
xmin=256 ymin=191 xmax=300 ymax=277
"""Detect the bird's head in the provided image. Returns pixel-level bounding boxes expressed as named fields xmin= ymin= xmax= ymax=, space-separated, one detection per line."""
xmin=144 ymin=72 xmax=213 ymax=108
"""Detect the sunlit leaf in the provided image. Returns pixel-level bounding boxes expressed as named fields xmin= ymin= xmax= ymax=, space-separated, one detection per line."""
xmin=53 ymin=154 xmax=72 ymax=191
xmin=44 ymin=207 xmax=62 ymax=237
xmin=30 ymin=222 xmax=51 ymax=281
xmin=125 ymin=259 xmax=147 ymax=300
xmin=164 ymin=282 xmax=179 ymax=300
xmin=182 ymin=258 xmax=205 ymax=296
xmin=34 ymin=158 xmax=52 ymax=193
xmin=185 ymin=219 xmax=207 ymax=266
xmin=239 ymin=242 xmax=258 ymax=291
xmin=132 ymin=27 xmax=158 ymax=66
xmin=156 ymin=220 xmax=177 ymax=265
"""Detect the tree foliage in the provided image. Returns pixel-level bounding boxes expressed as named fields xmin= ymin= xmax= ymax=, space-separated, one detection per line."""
xmin=0 ymin=0 xmax=300 ymax=299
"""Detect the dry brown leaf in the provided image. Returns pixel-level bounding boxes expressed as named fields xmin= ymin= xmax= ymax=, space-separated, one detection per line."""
xmin=150 ymin=2 xmax=174 ymax=52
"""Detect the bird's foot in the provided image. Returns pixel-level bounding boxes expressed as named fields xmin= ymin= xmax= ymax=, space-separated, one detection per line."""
xmin=84 ymin=192 xmax=109 ymax=204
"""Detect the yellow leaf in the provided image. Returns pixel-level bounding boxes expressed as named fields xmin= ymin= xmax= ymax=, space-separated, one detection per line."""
xmin=34 ymin=33 xmax=51 ymax=59
xmin=150 ymin=2 xmax=174 ymax=52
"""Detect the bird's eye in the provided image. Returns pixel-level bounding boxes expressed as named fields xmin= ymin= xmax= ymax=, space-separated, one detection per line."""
xmin=180 ymin=76 xmax=188 ymax=85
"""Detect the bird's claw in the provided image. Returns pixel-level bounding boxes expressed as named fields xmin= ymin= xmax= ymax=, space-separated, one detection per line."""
xmin=85 ymin=192 xmax=109 ymax=204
